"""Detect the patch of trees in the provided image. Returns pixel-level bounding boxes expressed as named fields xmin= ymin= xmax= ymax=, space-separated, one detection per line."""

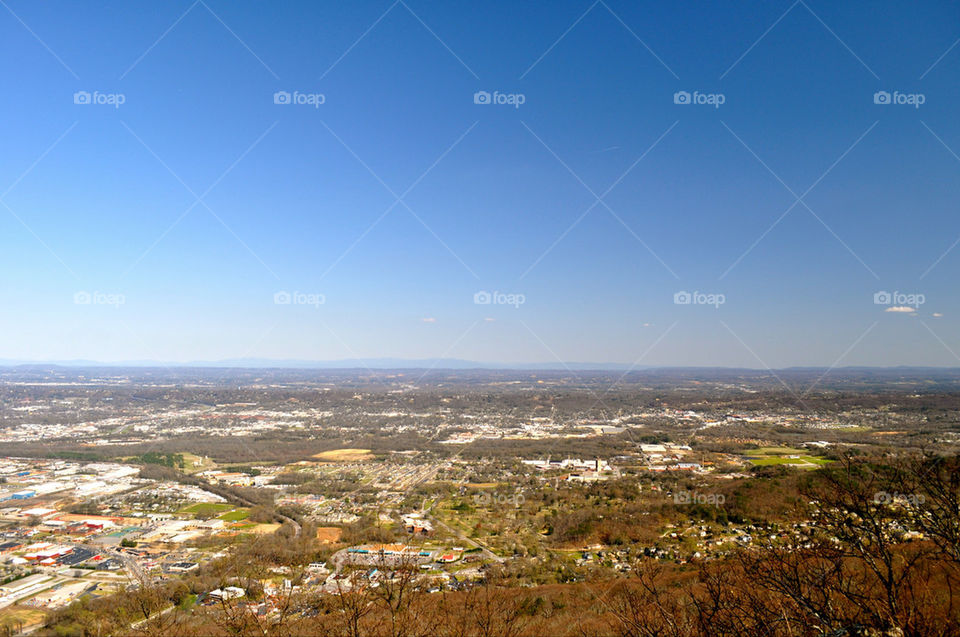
xmin=273 ymin=471 xmax=313 ymax=485
xmin=131 ymin=452 xmax=185 ymax=469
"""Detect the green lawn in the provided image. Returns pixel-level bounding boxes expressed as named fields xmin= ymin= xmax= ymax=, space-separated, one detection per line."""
xmin=218 ymin=509 xmax=250 ymax=522
xmin=181 ymin=502 xmax=234 ymax=516
xmin=752 ymin=447 xmax=806 ymax=456
xmin=750 ymin=457 xmax=806 ymax=466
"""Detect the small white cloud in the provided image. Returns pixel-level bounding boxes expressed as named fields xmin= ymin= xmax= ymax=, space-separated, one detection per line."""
xmin=885 ymin=306 xmax=916 ymax=313
xmin=933 ymin=312 xmax=943 ymax=318
xmin=642 ymin=322 xmax=652 ymax=327
xmin=484 ymin=317 xmax=496 ymax=322
xmin=421 ymin=317 xmax=436 ymax=323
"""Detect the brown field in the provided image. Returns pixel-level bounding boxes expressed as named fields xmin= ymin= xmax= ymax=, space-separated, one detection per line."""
xmin=316 ymin=527 xmax=344 ymax=543
xmin=0 ymin=606 xmax=47 ymax=630
xmin=312 ymin=448 xmax=373 ymax=462
xmin=250 ymin=524 xmax=281 ymax=534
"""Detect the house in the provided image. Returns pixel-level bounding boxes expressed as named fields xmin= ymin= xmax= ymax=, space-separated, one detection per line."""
xmin=436 ymin=551 xmax=462 ymax=563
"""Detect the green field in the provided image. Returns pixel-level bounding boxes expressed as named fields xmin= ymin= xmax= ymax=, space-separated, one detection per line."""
xmin=751 ymin=457 xmax=806 ymax=466
xmin=753 ymin=447 xmax=805 ymax=455
xmin=181 ymin=502 xmax=234 ymax=516
xmin=219 ymin=509 xmax=250 ymax=522
xmin=180 ymin=452 xmax=217 ymax=474
xmin=745 ymin=447 xmax=831 ymax=468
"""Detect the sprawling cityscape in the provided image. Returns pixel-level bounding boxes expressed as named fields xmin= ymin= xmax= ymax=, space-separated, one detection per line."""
xmin=0 ymin=367 xmax=952 ymax=634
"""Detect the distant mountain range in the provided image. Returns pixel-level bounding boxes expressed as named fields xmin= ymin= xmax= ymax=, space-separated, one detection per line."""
xmin=0 ymin=357 xmax=643 ymax=370
xmin=0 ymin=358 xmax=957 ymax=372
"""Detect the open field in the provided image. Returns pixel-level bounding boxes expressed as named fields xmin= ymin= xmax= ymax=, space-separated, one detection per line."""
xmin=751 ymin=456 xmax=805 ymax=466
xmin=316 ymin=527 xmax=343 ymax=543
xmin=744 ymin=447 xmax=832 ymax=468
xmin=180 ymin=452 xmax=216 ymax=473
xmin=250 ymin=524 xmax=281 ymax=534
xmin=752 ymin=447 xmax=806 ymax=455
xmin=749 ymin=456 xmax=831 ymax=467
xmin=0 ymin=606 xmax=47 ymax=630
xmin=312 ymin=448 xmax=373 ymax=462
xmin=218 ymin=509 xmax=250 ymax=522
xmin=181 ymin=503 xmax=235 ymax=517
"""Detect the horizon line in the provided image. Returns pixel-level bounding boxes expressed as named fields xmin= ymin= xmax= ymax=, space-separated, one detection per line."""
xmin=2 ymin=359 xmax=960 ymax=373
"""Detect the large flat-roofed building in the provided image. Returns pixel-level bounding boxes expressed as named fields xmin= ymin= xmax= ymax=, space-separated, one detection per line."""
xmin=0 ymin=573 xmax=52 ymax=596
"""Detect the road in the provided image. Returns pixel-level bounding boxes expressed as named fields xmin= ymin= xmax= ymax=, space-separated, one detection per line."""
xmin=199 ymin=481 xmax=302 ymax=537
xmin=69 ymin=542 xmax=149 ymax=584
xmin=428 ymin=516 xmax=504 ymax=564
xmin=418 ymin=450 xmax=504 ymax=563
xmin=130 ymin=603 xmax=176 ymax=630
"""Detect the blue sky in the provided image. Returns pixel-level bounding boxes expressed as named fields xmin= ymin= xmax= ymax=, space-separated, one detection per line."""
xmin=1 ymin=0 xmax=959 ymax=367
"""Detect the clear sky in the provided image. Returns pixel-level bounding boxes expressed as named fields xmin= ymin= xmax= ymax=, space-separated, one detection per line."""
xmin=1 ymin=0 xmax=959 ymax=367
